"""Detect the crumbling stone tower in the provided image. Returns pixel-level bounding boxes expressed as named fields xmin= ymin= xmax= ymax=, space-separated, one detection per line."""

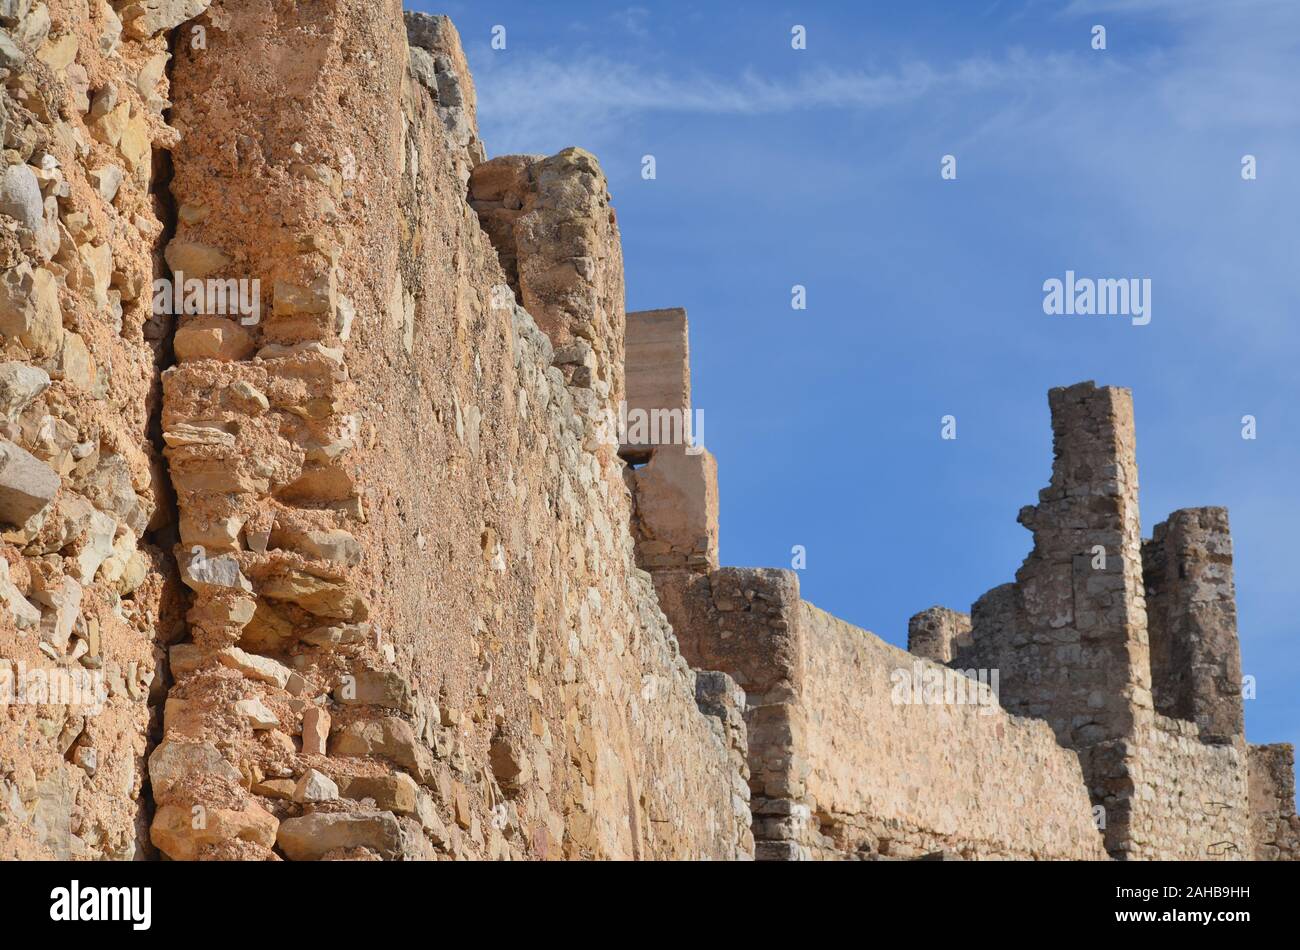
xmin=938 ymin=383 xmax=1267 ymax=859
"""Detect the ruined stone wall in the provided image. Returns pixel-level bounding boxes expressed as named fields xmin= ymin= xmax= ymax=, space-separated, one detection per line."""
xmin=1248 ymin=744 xmax=1300 ymax=860
xmin=1142 ymin=507 xmax=1243 ymax=743
xmin=146 ymin=0 xmax=748 ymax=861
xmin=948 ymin=383 xmax=1267 ymax=860
xmin=977 ymin=382 xmax=1151 ymax=856
xmin=907 ymin=606 xmax=971 ymax=664
xmin=469 ymin=148 xmax=626 ymax=428
xmin=1 ymin=0 xmax=189 ymax=860
xmin=658 ymin=567 xmax=1107 ymax=860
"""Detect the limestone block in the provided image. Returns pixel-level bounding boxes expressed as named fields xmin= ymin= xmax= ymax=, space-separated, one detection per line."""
xmin=151 ymin=801 xmax=277 ymax=861
xmin=276 ymin=810 xmax=403 ymax=861
xmin=0 ymin=436 xmax=58 ymax=526
xmin=0 ymin=263 xmax=63 ymax=356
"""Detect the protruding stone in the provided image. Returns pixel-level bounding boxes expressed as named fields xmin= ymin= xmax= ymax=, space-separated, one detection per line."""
xmin=149 ymin=739 xmax=242 ymax=803
xmin=151 ymin=801 xmax=277 ymax=861
xmin=0 ymin=163 xmax=43 ymax=233
xmin=0 ymin=263 xmax=63 ymax=357
xmin=234 ymin=697 xmax=279 ymax=730
xmin=164 ymin=239 xmax=232 ymax=278
xmin=333 ymin=667 xmax=414 ymax=714
xmin=180 ymin=550 xmax=251 ymax=593
xmin=292 ymin=768 xmax=338 ymax=803
xmin=173 ymin=317 xmax=256 ymax=362
xmin=89 ymin=164 xmax=123 ymax=202
xmin=0 ymin=558 xmax=40 ymax=630
xmin=336 ymin=773 xmax=419 ymax=815
xmin=301 ymin=706 xmax=329 ymax=756
xmin=216 ymin=647 xmax=293 ymax=689
xmin=0 ymin=437 xmax=59 ymax=527
xmin=0 ymin=361 xmax=49 ymax=420
xmin=276 ymin=810 xmax=402 ymax=861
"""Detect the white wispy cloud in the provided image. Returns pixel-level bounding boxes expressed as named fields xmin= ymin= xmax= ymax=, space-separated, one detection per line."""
xmin=471 ymin=0 xmax=1300 ymax=156
xmin=474 ymin=49 xmax=1088 ymax=154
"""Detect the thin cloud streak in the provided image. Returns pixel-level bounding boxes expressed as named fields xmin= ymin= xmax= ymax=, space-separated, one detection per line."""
xmin=474 ymin=50 xmax=1089 ymax=154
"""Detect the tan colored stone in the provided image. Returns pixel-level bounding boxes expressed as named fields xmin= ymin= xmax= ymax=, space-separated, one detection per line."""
xmin=151 ymin=801 xmax=278 ymax=861
xmin=0 ymin=263 xmax=63 ymax=357
xmin=164 ymin=239 xmax=232 ymax=279
xmin=301 ymin=706 xmax=329 ymax=756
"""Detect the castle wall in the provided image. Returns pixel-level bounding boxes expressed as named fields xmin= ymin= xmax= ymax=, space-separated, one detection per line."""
xmin=954 ymin=383 xmax=1263 ymax=859
xmin=624 ymin=307 xmax=690 ymax=435
xmin=1142 ymin=507 xmax=1244 ymax=742
xmin=1 ymin=0 xmax=190 ymax=859
xmin=658 ymin=567 xmax=1108 ymax=860
xmin=1248 ymin=743 xmax=1300 ymax=860
xmin=2 ymin=4 xmax=1292 ymax=865
xmin=147 ymin=0 xmax=749 ymax=861
xmin=469 ymin=148 xmax=626 ymax=428
xmin=1127 ymin=715 xmax=1248 ymax=859
xmin=620 ymin=307 xmax=718 ymax=573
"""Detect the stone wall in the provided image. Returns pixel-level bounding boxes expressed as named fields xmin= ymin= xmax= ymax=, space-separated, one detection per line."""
xmin=469 ymin=147 xmax=626 ymax=430
xmin=1127 ymin=715 xmax=1248 ymax=860
xmin=1 ymin=0 xmax=190 ymax=860
xmin=658 ymin=567 xmax=1108 ymax=860
xmin=622 ymin=307 xmax=718 ymax=574
xmin=907 ymin=606 xmax=971 ymax=664
xmin=143 ymin=0 xmax=749 ymax=861
xmin=2 ymin=4 xmax=1293 ymax=865
xmin=1143 ymin=507 xmax=1243 ymax=743
xmin=956 ymin=382 xmax=1152 ymax=856
xmin=1248 ymin=743 xmax=1300 ymax=860
xmin=944 ymin=382 xmax=1267 ymax=860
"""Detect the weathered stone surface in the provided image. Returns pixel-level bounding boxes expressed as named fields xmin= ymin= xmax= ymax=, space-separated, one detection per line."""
xmin=151 ymin=801 xmax=277 ymax=861
xmin=292 ymin=769 xmax=338 ymax=803
xmin=119 ymin=1 xmax=211 ymax=41
xmin=149 ymin=739 xmax=242 ymax=804
xmin=0 ymin=263 xmax=63 ymax=356
xmin=0 ymin=437 xmax=58 ymax=527
xmin=276 ymin=811 xmax=402 ymax=861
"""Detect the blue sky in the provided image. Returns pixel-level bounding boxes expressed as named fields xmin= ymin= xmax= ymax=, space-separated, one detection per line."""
xmin=413 ymin=0 xmax=1299 ymax=748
